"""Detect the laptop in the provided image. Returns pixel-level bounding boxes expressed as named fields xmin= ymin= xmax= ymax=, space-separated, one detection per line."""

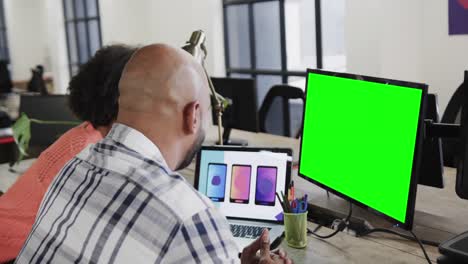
xmin=195 ymin=146 xmax=292 ymax=251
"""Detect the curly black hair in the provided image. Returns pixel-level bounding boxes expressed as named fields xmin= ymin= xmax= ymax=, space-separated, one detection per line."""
xmin=68 ymin=44 xmax=136 ymax=127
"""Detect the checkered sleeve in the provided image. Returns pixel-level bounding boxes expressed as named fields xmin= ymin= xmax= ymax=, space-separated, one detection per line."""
xmin=161 ymin=207 xmax=240 ymax=264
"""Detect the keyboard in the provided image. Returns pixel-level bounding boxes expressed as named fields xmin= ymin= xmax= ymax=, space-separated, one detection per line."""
xmin=230 ymin=224 xmax=271 ymax=239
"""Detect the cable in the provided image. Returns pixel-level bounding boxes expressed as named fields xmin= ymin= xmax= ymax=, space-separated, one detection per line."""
xmin=358 ymin=228 xmax=433 ymax=264
xmin=307 ymin=202 xmax=352 ymax=239
xmin=410 ymin=230 xmax=433 ymax=264
xmin=311 ymin=224 xmax=323 ymax=233
xmin=306 ymin=202 xmax=434 ymax=263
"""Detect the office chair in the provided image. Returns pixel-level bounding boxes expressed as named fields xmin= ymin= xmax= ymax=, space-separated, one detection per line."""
xmin=0 ymin=110 xmax=16 ymax=165
xmin=27 ymin=65 xmax=48 ymax=95
xmin=211 ymin=77 xmax=259 ymax=145
xmin=19 ymin=94 xmax=79 ymax=157
xmin=259 ymin=85 xmax=305 ymax=138
xmin=0 ymin=60 xmax=12 ymax=94
xmin=441 ymin=70 xmax=468 ymax=168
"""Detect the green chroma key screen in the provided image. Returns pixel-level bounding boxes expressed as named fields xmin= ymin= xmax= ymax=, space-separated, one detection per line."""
xmin=299 ymin=71 xmax=424 ymax=224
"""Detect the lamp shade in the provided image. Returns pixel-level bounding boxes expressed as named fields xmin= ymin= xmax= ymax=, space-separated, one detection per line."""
xmin=182 ymin=30 xmax=207 ymax=65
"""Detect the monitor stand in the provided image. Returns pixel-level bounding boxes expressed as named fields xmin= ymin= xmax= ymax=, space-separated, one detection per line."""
xmin=305 ymin=195 xmax=456 ymax=243
xmin=218 ymin=127 xmax=248 ymax=146
xmin=306 ymin=202 xmax=370 ymax=236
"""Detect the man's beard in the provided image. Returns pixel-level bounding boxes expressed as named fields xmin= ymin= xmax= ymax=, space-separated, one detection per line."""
xmin=176 ymin=128 xmax=205 ymax=171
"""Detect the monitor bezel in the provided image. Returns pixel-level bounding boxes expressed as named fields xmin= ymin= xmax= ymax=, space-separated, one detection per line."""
xmin=195 ymin=145 xmax=292 ymax=224
xmin=298 ymin=69 xmax=427 ymax=230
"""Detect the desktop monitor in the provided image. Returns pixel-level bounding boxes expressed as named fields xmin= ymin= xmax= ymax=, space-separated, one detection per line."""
xmin=298 ymin=69 xmax=426 ymax=230
xmin=211 ymin=77 xmax=259 ymax=145
xmin=19 ymin=94 xmax=79 ymax=157
xmin=419 ymin=93 xmax=444 ymax=188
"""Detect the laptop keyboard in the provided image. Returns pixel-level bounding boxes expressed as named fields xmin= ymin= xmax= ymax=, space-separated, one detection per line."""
xmin=230 ymin=224 xmax=271 ymax=239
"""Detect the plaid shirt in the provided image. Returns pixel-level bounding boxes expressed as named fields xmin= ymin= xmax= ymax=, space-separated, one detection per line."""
xmin=16 ymin=123 xmax=239 ymax=263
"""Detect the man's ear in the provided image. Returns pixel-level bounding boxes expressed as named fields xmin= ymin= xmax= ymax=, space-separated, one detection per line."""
xmin=183 ymin=101 xmax=200 ymax=135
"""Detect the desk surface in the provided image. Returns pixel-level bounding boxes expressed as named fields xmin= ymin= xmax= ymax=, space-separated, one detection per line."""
xmin=2 ymin=126 xmax=468 ymax=263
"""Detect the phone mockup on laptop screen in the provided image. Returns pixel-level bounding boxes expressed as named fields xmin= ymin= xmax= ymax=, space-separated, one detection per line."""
xmin=206 ymin=163 xmax=228 ymax=202
xmin=230 ymin=164 xmax=252 ymax=204
xmin=255 ymin=166 xmax=278 ymax=206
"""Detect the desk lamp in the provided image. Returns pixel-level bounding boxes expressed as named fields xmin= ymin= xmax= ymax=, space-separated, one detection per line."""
xmin=182 ymin=30 xmax=229 ymax=145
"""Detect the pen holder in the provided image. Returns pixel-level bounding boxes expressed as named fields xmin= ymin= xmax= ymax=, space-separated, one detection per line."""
xmin=283 ymin=211 xmax=308 ymax=248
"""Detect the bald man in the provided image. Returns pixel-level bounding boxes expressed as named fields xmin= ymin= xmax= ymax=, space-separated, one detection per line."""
xmin=16 ymin=44 xmax=291 ymax=264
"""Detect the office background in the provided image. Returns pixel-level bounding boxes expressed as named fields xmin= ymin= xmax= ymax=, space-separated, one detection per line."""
xmin=1 ymin=0 xmax=468 ymax=113
xmin=1 ymin=1 xmax=468 ymax=262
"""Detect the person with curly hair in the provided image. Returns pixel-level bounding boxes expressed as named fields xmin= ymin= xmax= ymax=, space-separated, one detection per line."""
xmin=0 ymin=44 xmax=136 ymax=263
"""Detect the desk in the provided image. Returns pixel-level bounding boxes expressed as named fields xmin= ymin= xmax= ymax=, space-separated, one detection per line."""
xmin=2 ymin=126 xmax=468 ymax=263
xmin=0 ymin=158 xmax=35 ymax=192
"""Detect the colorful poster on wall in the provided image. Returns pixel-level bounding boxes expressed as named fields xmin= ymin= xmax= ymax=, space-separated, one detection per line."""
xmin=449 ymin=0 xmax=468 ymax=35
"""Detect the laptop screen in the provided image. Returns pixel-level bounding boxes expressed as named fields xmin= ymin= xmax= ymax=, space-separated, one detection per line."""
xmin=195 ymin=146 xmax=291 ymax=222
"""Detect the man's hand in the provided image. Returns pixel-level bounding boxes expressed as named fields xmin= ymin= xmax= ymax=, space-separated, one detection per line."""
xmin=240 ymin=229 xmax=293 ymax=264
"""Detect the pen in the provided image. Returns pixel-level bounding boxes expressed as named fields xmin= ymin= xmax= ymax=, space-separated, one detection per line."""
xmin=276 ymin=192 xmax=286 ymax=212
xmin=281 ymin=191 xmax=291 ymax=213
xmin=291 ymin=181 xmax=295 ymax=201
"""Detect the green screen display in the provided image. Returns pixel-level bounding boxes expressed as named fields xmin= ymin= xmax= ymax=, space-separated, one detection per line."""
xmin=299 ymin=72 xmax=423 ymax=223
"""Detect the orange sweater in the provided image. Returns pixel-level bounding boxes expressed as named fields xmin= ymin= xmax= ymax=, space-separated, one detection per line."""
xmin=0 ymin=122 xmax=102 ymax=263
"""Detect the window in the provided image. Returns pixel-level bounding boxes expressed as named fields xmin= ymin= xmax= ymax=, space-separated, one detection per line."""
xmin=0 ymin=0 xmax=9 ymax=63
xmin=321 ymin=0 xmax=346 ymax=71
xmin=63 ymin=0 xmax=102 ymax=77
xmin=223 ymin=0 xmax=345 ymax=136
xmin=223 ymin=0 xmax=346 ymax=106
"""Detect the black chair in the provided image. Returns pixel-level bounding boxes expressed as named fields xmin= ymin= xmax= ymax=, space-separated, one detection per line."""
xmin=27 ymin=65 xmax=48 ymax=95
xmin=441 ymin=70 xmax=468 ymax=167
xmin=0 ymin=60 xmax=12 ymax=94
xmin=211 ymin=77 xmax=258 ymax=145
xmin=259 ymin=85 xmax=305 ymax=138
xmin=19 ymin=94 xmax=79 ymax=157
xmin=0 ymin=111 xmax=17 ymax=165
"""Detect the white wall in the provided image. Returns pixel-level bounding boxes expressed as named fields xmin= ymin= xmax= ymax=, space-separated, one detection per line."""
xmin=346 ymin=0 xmax=468 ymax=112
xmin=4 ymin=0 xmax=48 ymax=81
xmin=422 ymin=0 xmax=468 ymax=113
xmin=99 ymin=0 xmax=153 ymax=46
xmin=42 ymin=0 xmax=70 ymax=94
xmin=151 ymin=0 xmax=226 ymax=76
xmin=345 ymin=0 xmax=382 ymax=77
xmin=99 ymin=0 xmax=226 ymax=76
xmin=4 ymin=0 xmax=69 ymax=93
